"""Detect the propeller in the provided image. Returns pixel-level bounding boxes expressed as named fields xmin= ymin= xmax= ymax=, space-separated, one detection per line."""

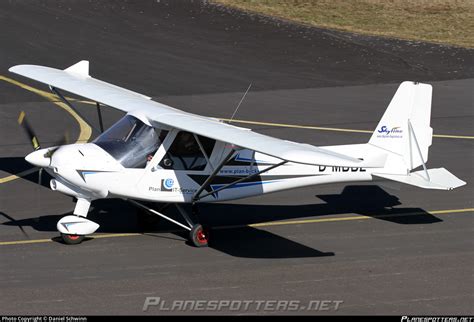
xmin=17 ymin=111 xmax=41 ymax=151
xmin=17 ymin=111 xmax=69 ymax=186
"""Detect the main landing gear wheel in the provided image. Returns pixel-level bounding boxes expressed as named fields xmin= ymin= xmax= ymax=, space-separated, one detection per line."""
xmin=189 ymin=224 xmax=209 ymax=247
xmin=61 ymin=233 xmax=85 ymax=245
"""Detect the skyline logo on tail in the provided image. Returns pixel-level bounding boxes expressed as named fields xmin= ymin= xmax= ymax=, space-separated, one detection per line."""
xmin=377 ymin=125 xmax=403 ymax=138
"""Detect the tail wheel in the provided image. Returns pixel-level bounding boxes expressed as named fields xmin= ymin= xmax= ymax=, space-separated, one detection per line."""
xmin=190 ymin=224 xmax=209 ymax=247
xmin=61 ymin=233 xmax=85 ymax=245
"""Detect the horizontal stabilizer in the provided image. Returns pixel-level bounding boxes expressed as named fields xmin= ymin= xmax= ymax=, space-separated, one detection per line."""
xmin=373 ymin=168 xmax=466 ymax=190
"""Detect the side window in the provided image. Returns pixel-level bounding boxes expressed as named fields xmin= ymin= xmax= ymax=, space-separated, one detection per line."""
xmin=160 ymin=131 xmax=215 ymax=171
xmin=144 ymin=129 xmax=169 ymax=168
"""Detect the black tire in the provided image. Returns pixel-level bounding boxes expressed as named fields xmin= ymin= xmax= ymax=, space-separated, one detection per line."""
xmin=189 ymin=224 xmax=209 ymax=247
xmin=61 ymin=233 xmax=85 ymax=245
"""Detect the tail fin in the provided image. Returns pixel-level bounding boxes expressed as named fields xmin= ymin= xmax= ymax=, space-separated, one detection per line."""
xmin=369 ymin=82 xmax=466 ymax=190
xmin=369 ymin=81 xmax=433 ymax=171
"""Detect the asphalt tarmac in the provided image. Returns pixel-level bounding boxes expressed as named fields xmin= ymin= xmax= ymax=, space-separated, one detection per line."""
xmin=0 ymin=0 xmax=473 ymax=315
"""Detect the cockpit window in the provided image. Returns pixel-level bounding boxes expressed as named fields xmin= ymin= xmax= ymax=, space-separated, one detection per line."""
xmin=159 ymin=131 xmax=215 ymax=171
xmin=93 ymin=115 xmax=168 ymax=168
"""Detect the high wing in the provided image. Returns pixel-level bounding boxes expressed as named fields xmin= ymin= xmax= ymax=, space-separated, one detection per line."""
xmin=9 ymin=61 xmax=384 ymax=167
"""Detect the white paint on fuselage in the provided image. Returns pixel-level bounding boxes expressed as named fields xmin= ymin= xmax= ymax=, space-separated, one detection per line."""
xmin=48 ymin=140 xmax=386 ymax=204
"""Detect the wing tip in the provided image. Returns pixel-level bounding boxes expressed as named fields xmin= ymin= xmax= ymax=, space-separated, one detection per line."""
xmin=8 ymin=65 xmax=24 ymax=73
xmin=8 ymin=64 xmax=49 ymax=75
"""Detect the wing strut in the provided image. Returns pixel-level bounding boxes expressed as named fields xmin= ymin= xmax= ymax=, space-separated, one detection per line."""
xmin=193 ymin=134 xmax=213 ymax=171
xmin=193 ymin=156 xmax=287 ymax=202
xmin=192 ymin=148 xmax=236 ymax=203
xmin=49 ymin=86 xmax=101 ymax=134
xmin=96 ymin=102 xmax=104 ymax=133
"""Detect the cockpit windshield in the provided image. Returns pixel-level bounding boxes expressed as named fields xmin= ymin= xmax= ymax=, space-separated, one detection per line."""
xmin=93 ymin=115 xmax=168 ymax=168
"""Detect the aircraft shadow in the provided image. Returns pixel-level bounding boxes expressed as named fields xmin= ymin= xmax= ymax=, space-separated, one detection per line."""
xmin=0 ymin=205 xmax=333 ymax=259
xmin=0 ymin=156 xmax=53 ymax=188
xmin=173 ymin=227 xmax=334 ymax=259
xmin=1 ymin=185 xmax=440 ymax=258
xmin=196 ymin=185 xmax=442 ymax=226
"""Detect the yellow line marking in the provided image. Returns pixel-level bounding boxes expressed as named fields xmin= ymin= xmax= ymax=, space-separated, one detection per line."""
xmin=219 ymin=118 xmax=474 ymax=140
xmin=0 ymin=75 xmax=92 ymax=143
xmin=0 ymin=75 xmax=92 ymax=184
xmin=247 ymin=207 xmax=474 ymax=228
xmin=431 ymin=134 xmax=474 ymax=139
xmin=0 ymin=167 xmax=39 ymax=184
xmin=93 ymin=233 xmax=141 ymax=239
xmin=0 ymin=233 xmax=142 ymax=246
xmin=29 ymin=97 xmax=474 ymax=140
xmin=0 ymin=207 xmax=472 ymax=246
xmin=0 ymin=238 xmax=54 ymax=246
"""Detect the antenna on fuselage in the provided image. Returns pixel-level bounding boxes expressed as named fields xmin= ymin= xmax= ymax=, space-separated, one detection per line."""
xmin=228 ymin=83 xmax=252 ymax=124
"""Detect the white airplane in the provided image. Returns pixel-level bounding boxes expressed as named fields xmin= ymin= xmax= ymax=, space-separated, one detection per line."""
xmin=9 ymin=61 xmax=466 ymax=247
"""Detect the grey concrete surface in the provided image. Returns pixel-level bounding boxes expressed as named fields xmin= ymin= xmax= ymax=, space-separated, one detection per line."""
xmin=0 ymin=0 xmax=472 ymax=315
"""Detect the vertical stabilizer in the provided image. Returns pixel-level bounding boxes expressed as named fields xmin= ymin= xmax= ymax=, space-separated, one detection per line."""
xmin=369 ymin=81 xmax=433 ymax=171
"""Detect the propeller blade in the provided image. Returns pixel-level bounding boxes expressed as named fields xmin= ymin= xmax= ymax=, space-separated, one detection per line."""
xmin=38 ymin=167 xmax=43 ymax=187
xmin=18 ymin=111 xmax=41 ymax=151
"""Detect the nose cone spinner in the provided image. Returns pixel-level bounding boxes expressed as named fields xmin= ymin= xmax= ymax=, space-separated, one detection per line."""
xmin=25 ymin=149 xmax=51 ymax=168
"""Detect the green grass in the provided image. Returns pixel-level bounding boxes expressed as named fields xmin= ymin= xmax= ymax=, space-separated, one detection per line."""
xmin=213 ymin=0 xmax=474 ymax=48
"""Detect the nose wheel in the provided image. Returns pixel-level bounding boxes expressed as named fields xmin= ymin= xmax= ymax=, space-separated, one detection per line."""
xmin=190 ymin=224 xmax=209 ymax=247
xmin=61 ymin=233 xmax=85 ymax=245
